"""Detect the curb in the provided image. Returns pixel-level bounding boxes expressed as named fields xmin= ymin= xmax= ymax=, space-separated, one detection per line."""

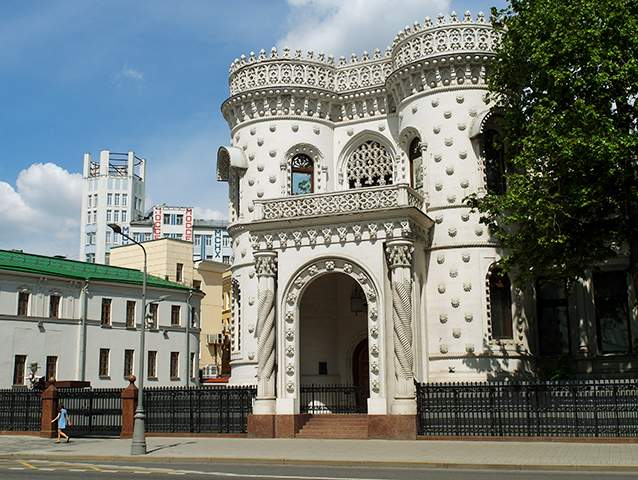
xmin=1 ymin=453 xmax=638 ymax=473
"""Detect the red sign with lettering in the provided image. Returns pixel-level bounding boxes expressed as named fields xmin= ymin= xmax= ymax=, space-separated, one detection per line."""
xmin=184 ymin=208 xmax=193 ymax=242
xmin=153 ymin=207 xmax=162 ymax=240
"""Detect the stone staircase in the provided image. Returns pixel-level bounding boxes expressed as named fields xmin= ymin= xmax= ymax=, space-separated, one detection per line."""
xmin=296 ymin=414 xmax=369 ymax=439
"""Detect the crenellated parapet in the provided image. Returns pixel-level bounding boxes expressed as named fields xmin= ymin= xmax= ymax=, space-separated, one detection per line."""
xmin=222 ymin=12 xmax=500 ymax=130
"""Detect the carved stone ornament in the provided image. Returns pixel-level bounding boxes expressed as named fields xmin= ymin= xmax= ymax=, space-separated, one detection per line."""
xmin=284 ymin=311 xmax=294 ymax=323
xmin=286 ymin=345 xmax=295 ymax=357
xmin=255 ymin=253 xmax=277 ymax=277
xmin=286 ymin=381 xmax=295 ymax=392
xmin=343 ymin=263 xmax=353 ymax=274
xmin=439 ymin=313 xmax=448 ymax=324
xmin=385 ymin=242 xmax=414 ymax=268
xmin=286 ymin=292 xmax=297 ymax=305
xmin=286 ymin=364 xmax=295 ymax=375
xmin=308 ymin=265 xmax=318 ymax=276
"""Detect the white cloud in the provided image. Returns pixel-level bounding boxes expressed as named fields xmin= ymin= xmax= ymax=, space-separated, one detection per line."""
xmin=192 ymin=207 xmax=226 ymax=221
xmin=0 ymin=163 xmax=82 ymax=258
xmin=115 ymin=65 xmax=144 ymax=83
xmin=277 ymin=0 xmax=451 ymax=57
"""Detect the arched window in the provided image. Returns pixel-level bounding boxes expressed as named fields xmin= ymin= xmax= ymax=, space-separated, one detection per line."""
xmin=408 ymin=138 xmax=423 ymax=189
xmin=290 ymin=154 xmax=313 ymax=195
xmin=483 ymin=127 xmax=506 ymax=195
xmin=347 ymin=140 xmax=393 ymax=189
xmin=488 ymin=266 xmax=513 ymax=339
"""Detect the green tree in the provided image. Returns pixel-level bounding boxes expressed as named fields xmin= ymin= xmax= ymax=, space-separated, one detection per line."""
xmin=467 ymin=0 xmax=638 ymax=291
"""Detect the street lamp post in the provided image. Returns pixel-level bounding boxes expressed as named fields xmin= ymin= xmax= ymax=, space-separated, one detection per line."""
xmin=109 ymin=223 xmax=147 ymax=455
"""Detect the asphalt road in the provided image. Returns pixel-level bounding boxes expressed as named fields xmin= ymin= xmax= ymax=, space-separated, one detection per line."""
xmin=0 ymin=459 xmax=636 ymax=480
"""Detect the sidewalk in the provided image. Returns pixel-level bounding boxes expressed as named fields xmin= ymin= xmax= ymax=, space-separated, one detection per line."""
xmin=0 ymin=435 xmax=637 ymax=471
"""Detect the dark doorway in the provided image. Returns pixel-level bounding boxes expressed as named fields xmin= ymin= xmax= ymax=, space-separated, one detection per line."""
xmin=352 ymin=338 xmax=369 ymax=412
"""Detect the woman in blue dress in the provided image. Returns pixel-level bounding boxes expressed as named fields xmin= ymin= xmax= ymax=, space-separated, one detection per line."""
xmin=51 ymin=403 xmax=71 ymax=443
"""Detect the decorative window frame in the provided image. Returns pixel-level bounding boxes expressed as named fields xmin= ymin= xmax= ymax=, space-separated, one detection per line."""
xmin=336 ymin=131 xmax=398 ymax=191
xmin=280 ymin=144 xmax=324 ymax=196
xmin=398 ymin=126 xmax=427 ymax=201
xmin=484 ymin=262 xmax=518 ymax=347
xmin=470 ymin=108 xmax=504 ymax=196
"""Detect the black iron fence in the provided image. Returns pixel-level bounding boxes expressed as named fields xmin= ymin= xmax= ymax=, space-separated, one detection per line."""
xmin=143 ymin=386 xmax=256 ymax=433
xmin=57 ymin=388 xmax=122 ymax=437
xmin=300 ymin=384 xmax=367 ymax=414
xmin=416 ymin=379 xmax=638 ymax=437
xmin=0 ymin=389 xmax=41 ymax=432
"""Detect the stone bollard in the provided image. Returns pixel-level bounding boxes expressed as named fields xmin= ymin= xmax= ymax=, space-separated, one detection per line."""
xmin=40 ymin=379 xmax=58 ymax=438
xmin=120 ymin=375 xmax=138 ymax=439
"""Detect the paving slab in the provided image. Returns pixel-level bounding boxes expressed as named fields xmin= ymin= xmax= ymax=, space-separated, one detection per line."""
xmin=0 ymin=435 xmax=637 ymax=471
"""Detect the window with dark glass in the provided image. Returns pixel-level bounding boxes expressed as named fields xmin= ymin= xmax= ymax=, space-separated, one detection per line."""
xmin=290 ymin=154 xmax=313 ymax=195
xmin=46 ymin=356 xmax=57 ymax=381
xmin=536 ymin=279 xmax=571 ymax=355
xmin=124 ymin=349 xmax=134 ymax=378
xmin=149 ymin=303 xmax=158 ymax=329
xmin=594 ymin=271 xmax=631 ymax=354
xmin=147 ymin=351 xmax=157 ymax=378
xmin=13 ymin=355 xmax=26 ymax=385
xmin=489 ymin=266 xmax=513 ymax=339
xmin=17 ymin=291 xmax=29 ymax=316
xmin=483 ymin=128 xmax=506 ymax=195
xmin=170 ymin=352 xmax=179 ymax=380
xmin=171 ymin=305 xmax=181 ymax=326
xmin=101 ymin=298 xmax=112 ymax=326
xmin=408 ymin=138 xmax=423 ymax=190
xmin=126 ymin=300 xmax=136 ymax=328
xmin=176 ymin=263 xmax=183 ymax=283
xmin=190 ymin=352 xmax=196 ymax=379
xmin=99 ymin=348 xmax=110 ymax=377
xmin=49 ymin=295 xmax=61 ymax=318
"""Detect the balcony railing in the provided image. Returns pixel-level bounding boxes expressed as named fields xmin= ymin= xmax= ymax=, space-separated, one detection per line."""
xmin=256 ymin=184 xmax=424 ymax=221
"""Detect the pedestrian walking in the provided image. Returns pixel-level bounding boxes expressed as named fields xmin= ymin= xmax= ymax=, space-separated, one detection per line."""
xmin=51 ymin=403 xmax=72 ymax=443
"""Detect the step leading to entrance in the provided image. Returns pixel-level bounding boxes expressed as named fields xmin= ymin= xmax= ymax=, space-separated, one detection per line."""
xmin=296 ymin=414 xmax=368 ymax=439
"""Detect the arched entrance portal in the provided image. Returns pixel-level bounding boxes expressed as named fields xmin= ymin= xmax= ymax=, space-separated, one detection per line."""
xmin=299 ymin=272 xmax=369 ymax=413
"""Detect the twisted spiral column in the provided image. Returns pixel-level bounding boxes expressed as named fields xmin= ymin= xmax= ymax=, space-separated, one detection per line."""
xmin=385 ymin=239 xmax=416 ymax=404
xmin=254 ymin=251 xmax=278 ymax=412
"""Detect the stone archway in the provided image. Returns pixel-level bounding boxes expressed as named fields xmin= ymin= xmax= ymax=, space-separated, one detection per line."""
xmin=279 ymin=257 xmax=385 ymax=415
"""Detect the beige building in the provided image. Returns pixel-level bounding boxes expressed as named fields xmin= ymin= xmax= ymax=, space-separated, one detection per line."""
xmin=194 ymin=260 xmax=228 ymax=379
xmin=110 ymin=238 xmax=194 ymax=286
xmin=110 ymin=238 xmax=228 ymax=380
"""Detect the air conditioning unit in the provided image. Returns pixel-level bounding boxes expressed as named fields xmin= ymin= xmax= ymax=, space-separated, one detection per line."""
xmin=206 ymin=334 xmax=216 ymax=345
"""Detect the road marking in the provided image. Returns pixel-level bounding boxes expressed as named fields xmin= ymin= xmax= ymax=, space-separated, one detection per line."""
xmin=8 ymin=467 xmax=25 ymax=470
xmin=18 ymin=460 xmax=36 ymax=470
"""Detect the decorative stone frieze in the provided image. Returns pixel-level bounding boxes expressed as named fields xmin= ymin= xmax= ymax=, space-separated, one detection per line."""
xmin=222 ymin=13 xmax=499 ymax=129
xmin=258 ymin=184 xmax=423 ymax=221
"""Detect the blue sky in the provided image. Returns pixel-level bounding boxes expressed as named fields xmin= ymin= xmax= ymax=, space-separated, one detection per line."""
xmin=0 ymin=0 xmax=505 ymax=257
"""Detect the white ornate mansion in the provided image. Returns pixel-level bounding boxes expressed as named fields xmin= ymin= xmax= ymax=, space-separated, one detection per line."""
xmin=216 ymin=13 xmax=638 ymax=437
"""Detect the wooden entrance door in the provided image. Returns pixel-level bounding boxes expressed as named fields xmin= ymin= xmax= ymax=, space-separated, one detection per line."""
xmin=352 ymin=338 xmax=369 ymax=412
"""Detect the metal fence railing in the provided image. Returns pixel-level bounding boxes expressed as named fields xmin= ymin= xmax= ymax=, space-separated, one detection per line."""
xmin=57 ymin=388 xmax=122 ymax=437
xmin=143 ymin=386 xmax=256 ymax=433
xmin=416 ymin=379 xmax=638 ymax=437
xmin=0 ymin=389 xmax=41 ymax=432
xmin=300 ymin=384 xmax=367 ymax=414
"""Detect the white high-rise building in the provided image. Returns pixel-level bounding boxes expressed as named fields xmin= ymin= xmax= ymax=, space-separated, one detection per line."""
xmin=79 ymin=150 xmax=146 ymax=264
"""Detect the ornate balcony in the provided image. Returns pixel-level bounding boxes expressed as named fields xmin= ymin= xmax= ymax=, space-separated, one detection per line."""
xmin=255 ymin=184 xmax=424 ymax=222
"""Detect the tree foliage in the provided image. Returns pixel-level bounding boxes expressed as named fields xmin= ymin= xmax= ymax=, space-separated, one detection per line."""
xmin=467 ymin=0 xmax=638 ymax=283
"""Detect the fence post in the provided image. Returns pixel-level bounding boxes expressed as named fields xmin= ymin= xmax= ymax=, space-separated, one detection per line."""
xmin=120 ymin=376 xmax=138 ymax=439
xmin=40 ymin=380 xmax=58 ymax=438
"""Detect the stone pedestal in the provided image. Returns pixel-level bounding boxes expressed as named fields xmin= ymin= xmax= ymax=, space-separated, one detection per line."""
xmin=120 ymin=376 xmax=138 ymax=439
xmin=368 ymin=415 xmax=417 ymax=440
xmin=40 ymin=381 xmax=58 ymax=438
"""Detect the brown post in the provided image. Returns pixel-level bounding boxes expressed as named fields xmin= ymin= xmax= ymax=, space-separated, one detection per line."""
xmin=120 ymin=375 xmax=138 ymax=439
xmin=40 ymin=379 xmax=58 ymax=438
